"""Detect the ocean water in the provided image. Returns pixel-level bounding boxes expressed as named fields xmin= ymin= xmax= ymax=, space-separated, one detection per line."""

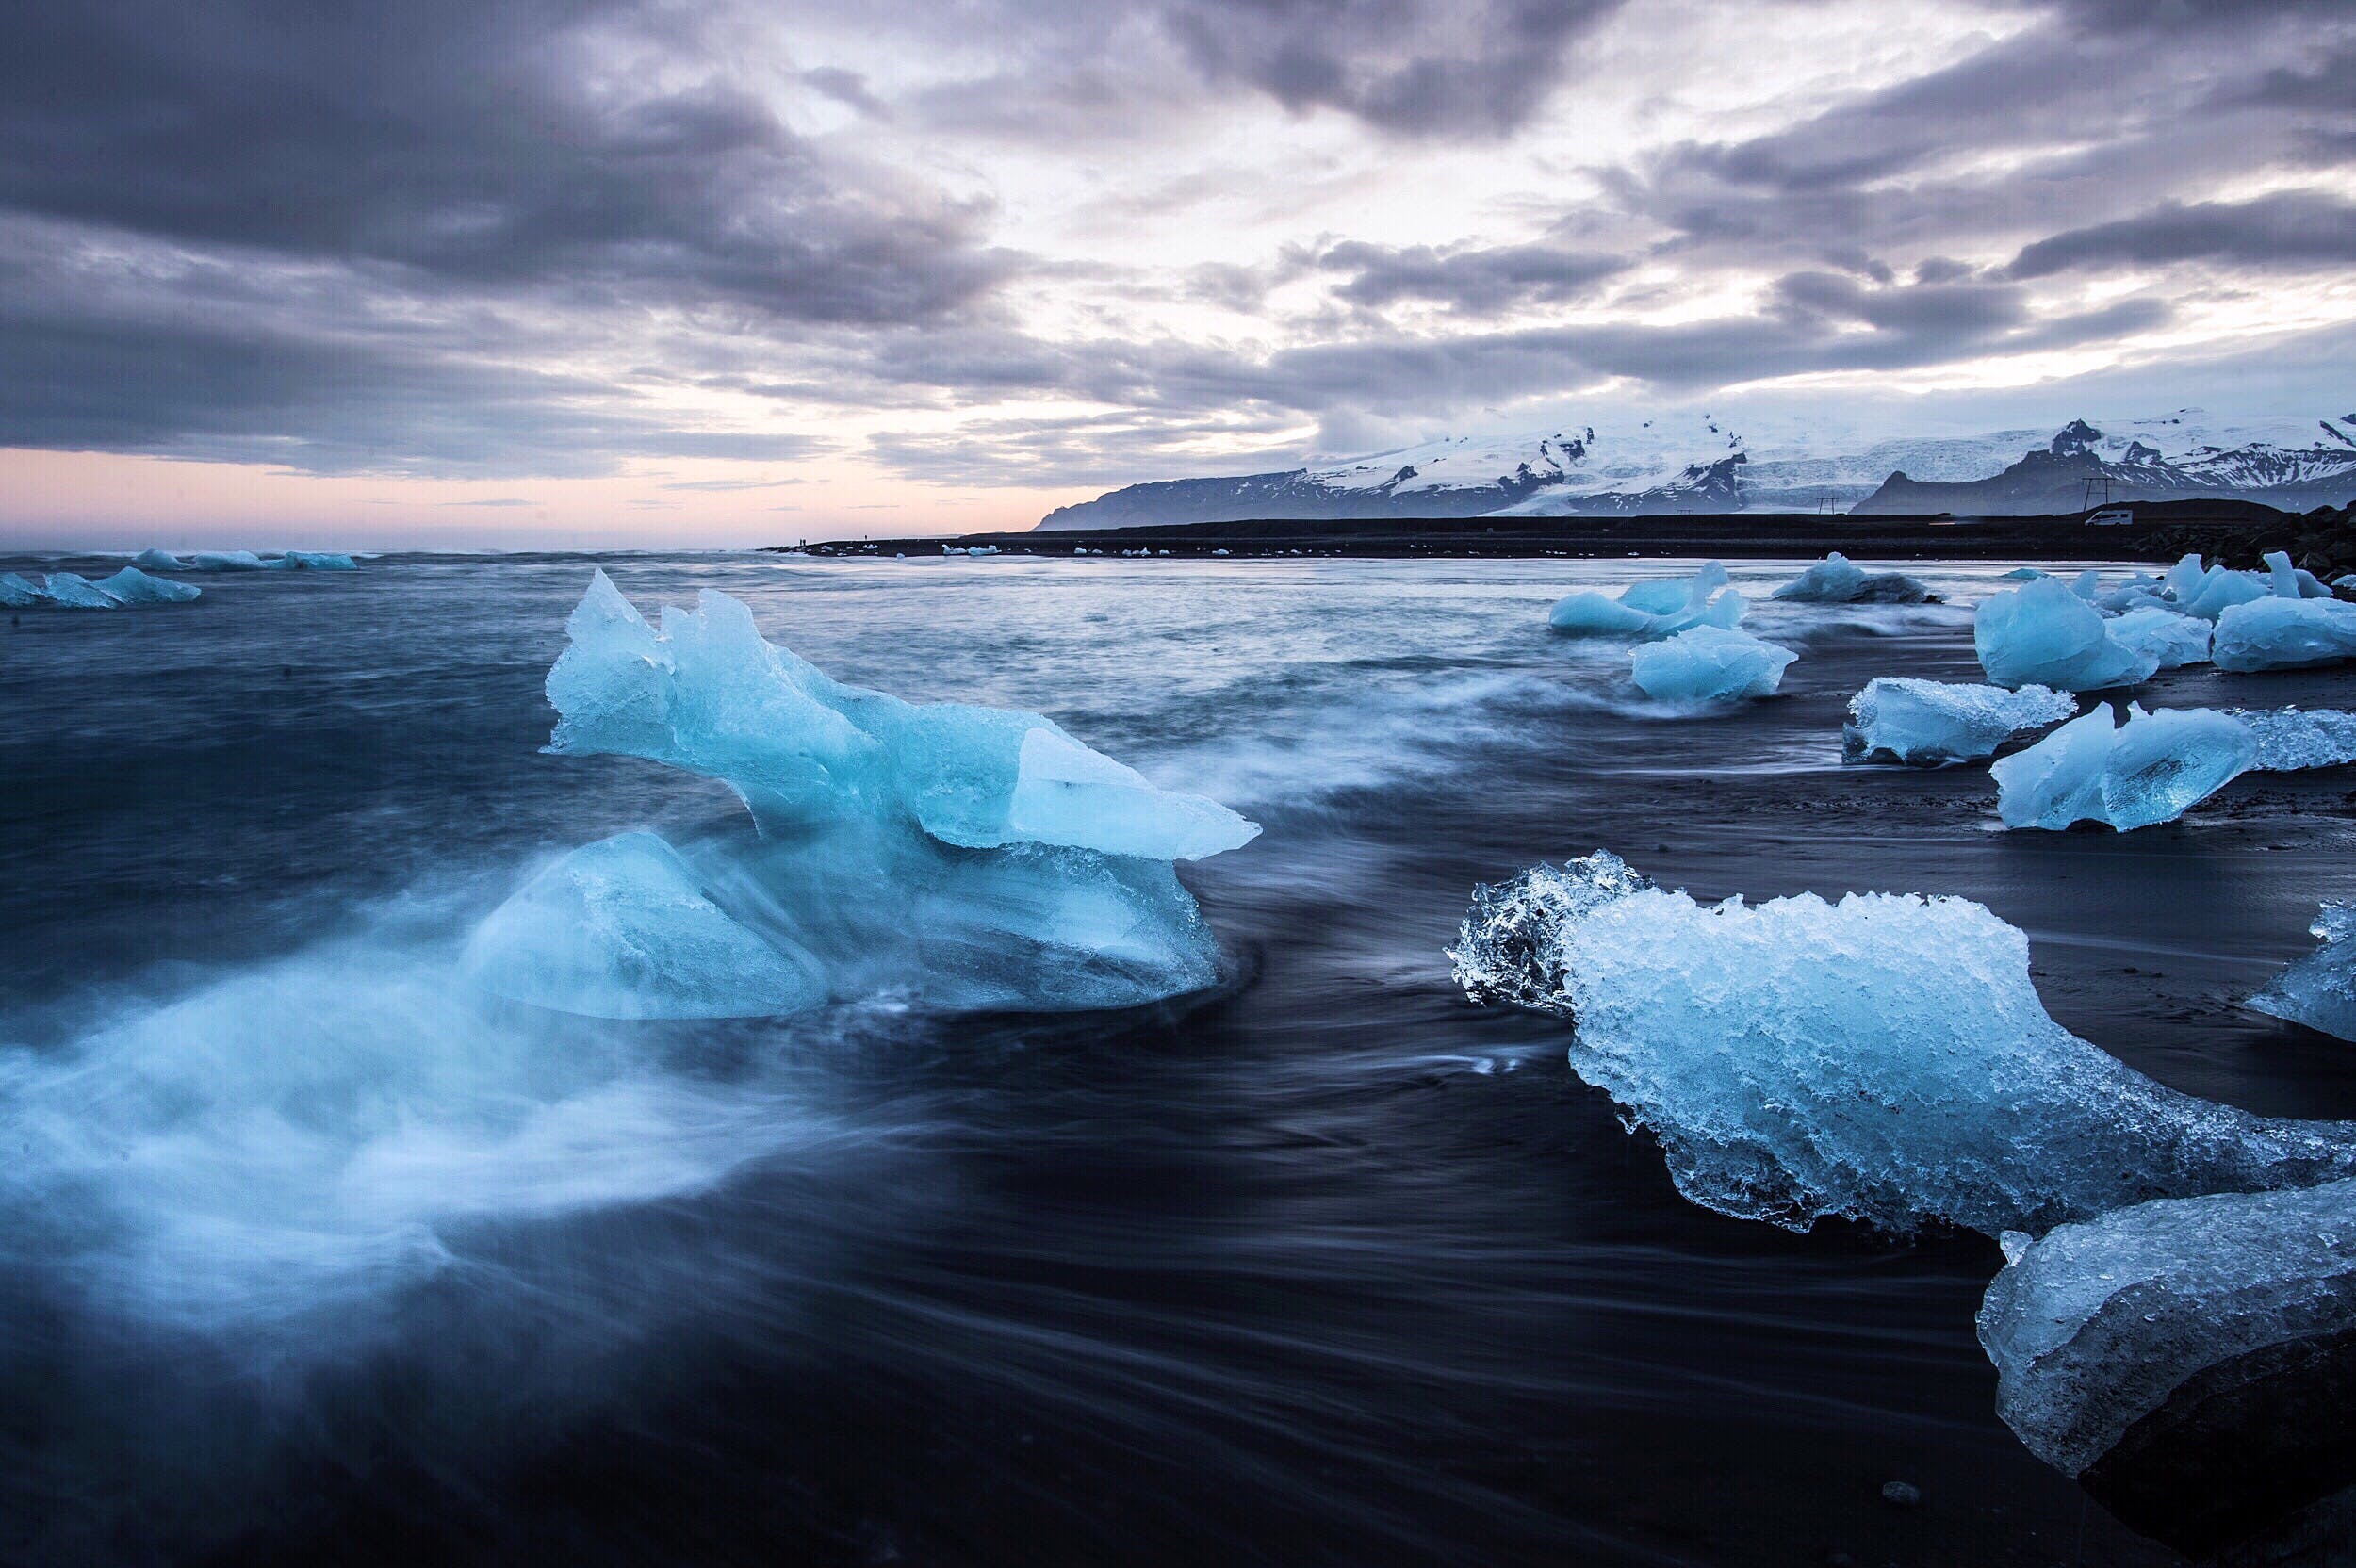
xmin=5 ymin=550 xmax=2354 ymax=1568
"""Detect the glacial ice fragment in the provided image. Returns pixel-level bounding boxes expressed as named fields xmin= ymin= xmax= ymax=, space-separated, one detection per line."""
xmin=2249 ymin=902 xmax=2356 ymax=1041
xmin=461 ymin=830 xmax=825 ymax=1019
xmin=2101 ymin=606 xmax=2210 ymax=669
xmin=268 ymin=550 xmax=359 ymax=570
xmin=1450 ymin=852 xmax=2356 ymax=1233
xmin=1770 ymin=552 xmax=1937 ymax=604
xmin=41 ymin=572 xmax=122 ymax=609
xmin=0 ymin=572 xmax=44 ymax=607
xmin=1628 ymin=625 xmax=1795 ymax=704
xmin=1977 ymin=1182 xmax=2356 ymax=1560
xmin=188 ymin=550 xmax=270 ymax=572
xmin=2178 ymin=564 xmax=2267 ymax=621
xmin=1974 ymin=578 xmax=2157 ymax=691
xmin=91 ymin=566 xmax=201 ymax=604
xmin=2213 ymin=595 xmax=2356 ymax=672
xmin=132 ymin=548 xmax=187 ymax=570
xmin=1843 ymin=678 xmax=2075 ymax=765
xmin=1549 ymin=561 xmax=1743 ymax=639
xmin=516 ymin=570 xmax=1256 ymax=1012
xmin=2231 ymin=706 xmax=2356 ymax=773
xmin=2263 ymin=548 xmax=2333 ymax=600
xmin=1991 ymin=704 xmax=2253 ymax=831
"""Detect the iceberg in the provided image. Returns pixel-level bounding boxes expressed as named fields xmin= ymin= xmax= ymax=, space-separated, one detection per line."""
xmin=2248 ymin=901 xmax=2356 ymax=1041
xmin=1974 ymin=578 xmax=2157 ymax=691
xmin=495 ymin=570 xmax=1259 ymax=1012
xmin=461 ymin=830 xmax=825 ymax=1020
xmin=41 ymin=572 xmax=123 ymax=609
xmin=1843 ymin=678 xmax=2075 ymax=765
xmin=2101 ymin=606 xmax=2210 ymax=669
xmin=1769 ymin=552 xmax=1937 ymax=604
xmin=91 ymin=566 xmax=201 ymax=604
xmin=0 ymin=571 xmax=44 ymax=607
xmin=2213 ymin=595 xmax=2356 ymax=672
xmin=1977 ymin=1181 xmax=2356 ymax=1560
xmin=1449 ymin=852 xmax=2356 ymax=1234
xmin=2264 ymin=548 xmax=2333 ymax=600
xmin=2178 ymin=564 xmax=2268 ymax=621
xmin=2232 ymin=706 xmax=2356 ymax=772
xmin=268 ymin=550 xmax=359 ymax=571
xmin=1991 ymin=704 xmax=2253 ymax=831
xmin=1628 ymin=625 xmax=1795 ymax=704
xmin=132 ymin=548 xmax=188 ymax=570
xmin=188 ymin=550 xmax=270 ymax=572
xmin=1549 ymin=561 xmax=1743 ymax=639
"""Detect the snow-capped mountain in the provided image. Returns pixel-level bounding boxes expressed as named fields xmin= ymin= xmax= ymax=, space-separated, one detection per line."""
xmin=1031 ymin=409 xmax=2356 ymax=528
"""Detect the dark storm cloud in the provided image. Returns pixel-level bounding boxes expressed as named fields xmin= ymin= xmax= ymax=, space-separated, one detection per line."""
xmin=1316 ymin=240 xmax=1631 ymax=313
xmin=2009 ymin=192 xmax=2356 ymax=277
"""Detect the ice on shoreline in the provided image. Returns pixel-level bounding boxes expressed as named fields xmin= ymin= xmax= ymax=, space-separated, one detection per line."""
xmin=1844 ymin=678 xmax=2075 ymax=765
xmin=1770 ymin=553 xmax=1936 ymax=604
xmin=1975 ymin=578 xmax=2157 ymax=691
xmin=1549 ymin=561 xmax=1743 ymax=639
xmin=1991 ymin=704 xmax=2253 ymax=831
xmin=1628 ymin=624 xmax=1795 ymax=704
xmin=2213 ymin=595 xmax=2356 ymax=672
xmin=41 ymin=572 xmax=123 ymax=609
xmin=1450 ymin=852 xmax=2356 ymax=1234
xmin=2248 ymin=901 xmax=2356 ymax=1042
xmin=92 ymin=566 xmax=201 ymax=604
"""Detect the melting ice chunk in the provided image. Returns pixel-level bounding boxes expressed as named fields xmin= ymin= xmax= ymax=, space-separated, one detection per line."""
xmin=1769 ymin=553 xmax=1937 ymax=604
xmin=91 ymin=566 xmax=201 ymax=604
xmin=269 ymin=550 xmax=360 ymax=570
xmin=187 ymin=550 xmax=270 ymax=572
xmin=0 ymin=571 xmax=45 ymax=607
xmin=2102 ymin=606 xmax=2210 ymax=669
xmin=2248 ymin=901 xmax=2356 ymax=1041
xmin=2212 ymin=595 xmax=2356 ymax=672
xmin=462 ymin=831 xmax=825 ymax=1020
xmin=2230 ymin=706 xmax=2356 ymax=772
xmin=41 ymin=572 xmax=122 ymax=609
xmin=1977 ymin=1180 xmax=2356 ymax=1559
xmin=1991 ymin=704 xmax=2253 ymax=831
xmin=1549 ymin=561 xmax=1744 ymax=639
xmin=1628 ymin=625 xmax=1795 ymax=704
xmin=1975 ymin=578 xmax=2157 ymax=691
xmin=132 ymin=548 xmax=188 ymax=570
xmin=1450 ymin=852 xmax=2356 ymax=1233
xmin=1843 ymin=678 xmax=2075 ymax=765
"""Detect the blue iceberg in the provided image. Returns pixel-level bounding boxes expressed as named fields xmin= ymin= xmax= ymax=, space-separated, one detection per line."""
xmin=2248 ymin=901 xmax=2356 ymax=1042
xmin=1991 ymin=704 xmax=2253 ymax=831
xmin=2213 ymin=595 xmax=2356 ymax=672
xmin=0 ymin=571 xmax=44 ymax=608
xmin=2102 ymin=606 xmax=2211 ymax=669
xmin=1628 ymin=624 xmax=1795 ymax=704
xmin=1975 ymin=578 xmax=2157 ymax=691
xmin=132 ymin=548 xmax=188 ymax=570
xmin=1549 ymin=561 xmax=1743 ymax=639
xmin=1449 ymin=852 xmax=2356 ymax=1234
xmin=1843 ymin=678 xmax=2075 ymax=766
xmin=41 ymin=572 xmax=123 ymax=609
xmin=91 ymin=566 xmax=201 ymax=604
xmin=1769 ymin=553 xmax=1936 ymax=604
xmin=188 ymin=550 xmax=270 ymax=572
xmin=268 ymin=550 xmax=360 ymax=571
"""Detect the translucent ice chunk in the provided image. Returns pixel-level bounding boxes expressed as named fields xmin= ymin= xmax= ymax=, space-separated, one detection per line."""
xmin=1978 ymin=1180 xmax=2356 ymax=1479
xmin=41 ymin=572 xmax=123 ymax=609
xmin=1975 ymin=578 xmax=2157 ymax=691
xmin=0 ymin=572 xmax=45 ymax=607
xmin=2177 ymin=565 xmax=2267 ymax=621
xmin=269 ymin=551 xmax=359 ymax=571
xmin=1770 ymin=552 xmax=1937 ymax=604
xmin=1549 ymin=561 xmax=1744 ymax=639
xmin=1843 ymin=678 xmax=2075 ymax=765
xmin=2230 ymin=706 xmax=2356 ymax=772
xmin=1991 ymin=704 xmax=2253 ymax=831
xmin=132 ymin=548 xmax=187 ymax=570
xmin=2212 ymin=596 xmax=2356 ymax=672
xmin=1450 ymin=852 xmax=2356 ymax=1233
xmin=461 ymin=831 xmax=825 ymax=1019
xmin=1628 ymin=625 xmax=1795 ymax=704
xmin=2102 ymin=607 xmax=2210 ymax=669
xmin=2248 ymin=902 xmax=2356 ymax=1041
xmin=188 ymin=550 xmax=270 ymax=572
xmin=90 ymin=566 xmax=201 ymax=604
xmin=2262 ymin=548 xmax=2332 ymax=600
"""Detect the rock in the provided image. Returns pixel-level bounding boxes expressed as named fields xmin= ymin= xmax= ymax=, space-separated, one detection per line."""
xmin=1878 ymin=1480 xmax=1922 ymax=1510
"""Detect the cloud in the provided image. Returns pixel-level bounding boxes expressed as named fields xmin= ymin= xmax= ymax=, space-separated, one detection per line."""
xmin=2008 ymin=191 xmax=2356 ymax=276
xmin=1316 ymin=240 xmax=1630 ymax=314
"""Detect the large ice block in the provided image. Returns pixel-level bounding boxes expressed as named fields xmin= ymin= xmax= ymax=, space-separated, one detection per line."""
xmin=1975 ymin=578 xmax=2157 ymax=691
xmin=1991 ymin=704 xmax=2253 ymax=831
xmin=1843 ymin=678 xmax=2076 ymax=765
xmin=1627 ymin=625 xmax=1795 ymax=704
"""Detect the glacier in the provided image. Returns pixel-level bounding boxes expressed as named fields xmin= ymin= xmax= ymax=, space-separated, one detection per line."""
xmin=1628 ymin=625 xmax=1795 ymax=704
xmin=2248 ymin=902 xmax=2356 ymax=1042
xmin=1449 ymin=852 xmax=2356 ymax=1234
xmin=479 ymin=570 xmax=1260 ymax=1014
xmin=1843 ymin=678 xmax=2075 ymax=766
xmin=1768 ymin=552 xmax=1936 ymax=604
xmin=1974 ymin=578 xmax=2157 ymax=691
xmin=1991 ymin=704 xmax=2253 ymax=831
xmin=91 ymin=566 xmax=201 ymax=604
xmin=2213 ymin=595 xmax=2356 ymax=672
xmin=461 ymin=831 xmax=826 ymax=1020
xmin=1548 ymin=561 xmax=1742 ymax=639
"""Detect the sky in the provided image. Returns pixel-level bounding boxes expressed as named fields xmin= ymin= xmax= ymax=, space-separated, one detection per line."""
xmin=3 ymin=0 xmax=2353 ymax=547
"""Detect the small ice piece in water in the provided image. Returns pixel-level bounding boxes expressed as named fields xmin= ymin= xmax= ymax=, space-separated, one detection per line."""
xmin=1550 ymin=561 xmax=1744 ymax=639
xmin=269 ymin=550 xmax=360 ymax=571
xmin=1449 ymin=852 xmax=2356 ymax=1234
xmin=41 ymin=572 xmax=123 ymax=609
xmin=2248 ymin=901 xmax=2356 ymax=1041
xmin=132 ymin=548 xmax=187 ymax=570
xmin=1843 ymin=678 xmax=2075 ymax=765
xmin=2231 ymin=706 xmax=2356 ymax=772
xmin=188 ymin=550 xmax=270 ymax=572
xmin=1628 ymin=625 xmax=1794 ymax=704
xmin=2212 ymin=595 xmax=2356 ymax=672
xmin=1991 ymin=704 xmax=2253 ymax=831
xmin=0 ymin=571 xmax=45 ymax=607
xmin=1976 ymin=1180 xmax=2356 ymax=1560
xmin=91 ymin=566 xmax=201 ymax=604
xmin=1975 ymin=578 xmax=2157 ymax=691
xmin=1770 ymin=552 xmax=1937 ymax=604
xmin=2000 ymin=566 xmax=2048 ymax=580
xmin=462 ymin=830 xmax=826 ymax=1019
xmin=2102 ymin=606 xmax=2211 ymax=669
